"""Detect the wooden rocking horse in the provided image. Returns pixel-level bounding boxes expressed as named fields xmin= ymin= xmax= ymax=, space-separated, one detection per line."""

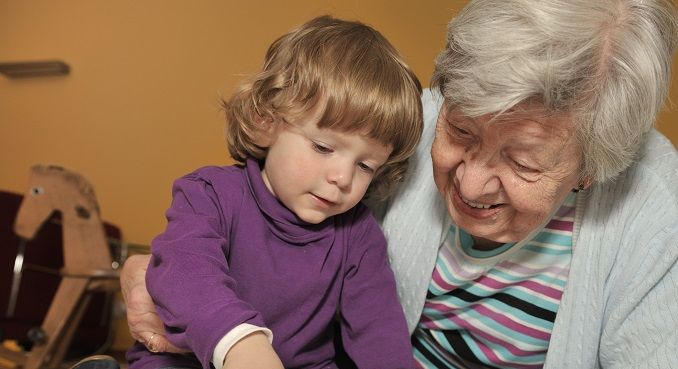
xmin=0 ymin=165 xmax=119 ymax=369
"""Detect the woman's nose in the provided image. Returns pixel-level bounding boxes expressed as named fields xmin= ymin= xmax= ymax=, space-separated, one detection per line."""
xmin=455 ymin=157 xmax=501 ymax=198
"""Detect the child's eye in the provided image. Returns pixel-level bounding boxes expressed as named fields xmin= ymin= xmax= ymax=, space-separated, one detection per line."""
xmin=358 ymin=162 xmax=375 ymax=173
xmin=312 ymin=142 xmax=333 ymax=154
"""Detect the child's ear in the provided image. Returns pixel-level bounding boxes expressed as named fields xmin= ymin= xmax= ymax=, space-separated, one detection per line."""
xmin=253 ymin=117 xmax=278 ymax=148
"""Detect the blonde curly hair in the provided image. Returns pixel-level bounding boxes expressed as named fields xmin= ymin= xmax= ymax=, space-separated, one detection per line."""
xmin=223 ymin=15 xmax=423 ymax=200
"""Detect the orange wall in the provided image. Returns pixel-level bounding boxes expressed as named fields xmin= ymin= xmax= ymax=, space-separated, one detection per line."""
xmin=659 ymin=61 xmax=678 ymax=140
xmin=1 ymin=1 xmax=676 ymax=247
xmin=0 ymin=0 xmax=455 ymax=350
xmin=1 ymin=0 xmax=677 ymax=349
xmin=0 ymin=0 xmax=454 ymax=246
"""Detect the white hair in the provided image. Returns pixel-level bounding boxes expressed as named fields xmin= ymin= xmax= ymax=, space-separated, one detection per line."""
xmin=433 ymin=0 xmax=678 ymax=182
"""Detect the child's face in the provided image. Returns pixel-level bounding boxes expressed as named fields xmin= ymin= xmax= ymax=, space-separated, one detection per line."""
xmin=261 ymin=107 xmax=392 ymax=224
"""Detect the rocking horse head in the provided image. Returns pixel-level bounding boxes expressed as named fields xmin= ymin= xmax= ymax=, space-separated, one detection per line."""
xmin=14 ymin=164 xmax=101 ymax=240
xmin=14 ymin=164 xmax=114 ymax=274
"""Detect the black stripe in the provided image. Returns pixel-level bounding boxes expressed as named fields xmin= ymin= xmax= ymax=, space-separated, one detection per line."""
xmin=447 ymin=288 xmax=483 ymax=302
xmin=441 ymin=329 xmax=497 ymax=368
xmin=493 ymin=292 xmax=556 ymax=322
xmin=414 ymin=329 xmax=498 ymax=369
xmin=413 ymin=331 xmax=456 ymax=369
xmin=444 ymin=289 xmax=556 ymax=322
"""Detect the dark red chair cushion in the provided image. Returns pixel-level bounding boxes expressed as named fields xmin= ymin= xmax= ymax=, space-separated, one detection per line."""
xmin=0 ymin=190 xmax=122 ymax=357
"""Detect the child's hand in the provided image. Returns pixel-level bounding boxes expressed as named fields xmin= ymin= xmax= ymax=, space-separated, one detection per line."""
xmin=222 ymin=332 xmax=284 ymax=369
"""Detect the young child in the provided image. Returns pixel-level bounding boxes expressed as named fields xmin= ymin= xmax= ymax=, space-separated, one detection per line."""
xmin=127 ymin=15 xmax=423 ymax=369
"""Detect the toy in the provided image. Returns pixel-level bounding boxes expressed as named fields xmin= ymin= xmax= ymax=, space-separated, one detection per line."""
xmin=0 ymin=165 xmax=119 ymax=369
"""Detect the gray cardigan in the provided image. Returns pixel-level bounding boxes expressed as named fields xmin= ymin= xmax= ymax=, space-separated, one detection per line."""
xmin=382 ymin=90 xmax=678 ymax=369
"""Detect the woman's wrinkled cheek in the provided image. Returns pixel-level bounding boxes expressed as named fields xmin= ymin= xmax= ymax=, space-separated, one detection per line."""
xmin=431 ymin=141 xmax=454 ymax=194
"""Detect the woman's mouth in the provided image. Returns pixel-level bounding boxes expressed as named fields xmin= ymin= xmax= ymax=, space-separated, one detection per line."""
xmin=461 ymin=196 xmax=500 ymax=209
xmin=451 ymin=187 xmax=504 ymax=219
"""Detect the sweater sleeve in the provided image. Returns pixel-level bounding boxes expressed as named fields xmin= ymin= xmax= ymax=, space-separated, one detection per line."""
xmin=338 ymin=206 xmax=415 ymax=369
xmin=545 ymin=131 xmax=678 ymax=369
xmin=598 ymin=201 xmax=678 ymax=369
xmin=146 ymin=171 xmax=266 ymax=369
xmin=596 ymin=147 xmax=678 ymax=369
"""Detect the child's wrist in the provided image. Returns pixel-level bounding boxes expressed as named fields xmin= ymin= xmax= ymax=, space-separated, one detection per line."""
xmin=222 ymin=332 xmax=283 ymax=369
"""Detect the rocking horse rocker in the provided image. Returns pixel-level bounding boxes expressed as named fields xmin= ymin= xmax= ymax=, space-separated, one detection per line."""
xmin=0 ymin=165 xmax=119 ymax=369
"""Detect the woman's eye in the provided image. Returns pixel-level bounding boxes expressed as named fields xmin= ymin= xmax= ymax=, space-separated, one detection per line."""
xmin=511 ymin=158 xmax=538 ymax=173
xmin=312 ymin=142 xmax=333 ymax=154
xmin=449 ymin=123 xmax=471 ymax=138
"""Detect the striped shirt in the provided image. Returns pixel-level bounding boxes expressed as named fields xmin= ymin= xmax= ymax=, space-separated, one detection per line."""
xmin=413 ymin=192 xmax=577 ymax=368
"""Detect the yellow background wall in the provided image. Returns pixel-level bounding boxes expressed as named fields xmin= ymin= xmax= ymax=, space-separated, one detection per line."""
xmin=0 ymin=0 xmax=455 ymax=246
xmin=1 ymin=0 xmax=676 ymax=350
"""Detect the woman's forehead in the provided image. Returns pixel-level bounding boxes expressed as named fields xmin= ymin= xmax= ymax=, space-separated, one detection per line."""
xmin=437 ymin=102 xmax=583 ymax=176
xmin=445 ymin=101 xmax=574 ymax=134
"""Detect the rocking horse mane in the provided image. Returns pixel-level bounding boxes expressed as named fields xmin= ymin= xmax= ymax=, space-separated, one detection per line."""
xmin=31 ymin=164 xmax=101 ymax=213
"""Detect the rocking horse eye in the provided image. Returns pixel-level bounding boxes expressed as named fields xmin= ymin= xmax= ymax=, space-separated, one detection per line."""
xmin=30 ymin=186 xmax=45 ymax=196
xmin=75 ymin=205 xmax=91 ymax=219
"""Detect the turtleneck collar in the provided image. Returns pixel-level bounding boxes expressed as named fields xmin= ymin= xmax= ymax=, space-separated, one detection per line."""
xmin=244 ymin=158 xmax=335 ymax=246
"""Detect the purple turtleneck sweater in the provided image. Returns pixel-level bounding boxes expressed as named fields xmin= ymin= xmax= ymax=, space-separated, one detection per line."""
xmin=127 ymin=159 xmax=413 ymax=369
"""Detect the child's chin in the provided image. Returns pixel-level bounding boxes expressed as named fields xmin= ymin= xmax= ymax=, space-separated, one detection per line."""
xmin=296 ymin=210 xmax=332 ymax=224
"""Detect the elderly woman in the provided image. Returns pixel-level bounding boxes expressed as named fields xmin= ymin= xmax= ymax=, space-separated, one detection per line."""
xmin=114 ymin=0 xmax=677 ymax=368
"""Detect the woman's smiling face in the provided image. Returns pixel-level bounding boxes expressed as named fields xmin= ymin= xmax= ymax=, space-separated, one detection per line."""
xmin=431 ymin=102 xmax=583 ymax=248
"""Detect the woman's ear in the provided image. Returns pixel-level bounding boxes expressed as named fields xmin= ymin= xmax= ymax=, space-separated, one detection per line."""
xmin=581 ymin=176 xmax=593 ymax=190
xmin=575 ymin=176 xmax=593 ymax=191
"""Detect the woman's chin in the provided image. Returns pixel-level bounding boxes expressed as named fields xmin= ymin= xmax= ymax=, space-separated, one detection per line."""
xmin=448 ymin=207 xmax=519 ymax=248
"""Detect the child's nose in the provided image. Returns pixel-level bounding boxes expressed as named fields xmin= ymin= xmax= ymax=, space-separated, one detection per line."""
xmin=327 ymin=162 xmax=353 ymax=190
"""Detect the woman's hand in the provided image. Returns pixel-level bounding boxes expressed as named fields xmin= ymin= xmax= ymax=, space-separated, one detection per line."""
xmin=120 ymin=254 xmax=188 ymax=354
xmin=121 ymin=255 xmax=283 ymax=368
xmin=222 ymin=332 xmax=284 ymax=369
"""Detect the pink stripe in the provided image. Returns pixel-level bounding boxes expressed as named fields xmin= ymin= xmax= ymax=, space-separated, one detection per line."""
xmin=430 ymin=266 xmax=460 ymax=292
xmin=519 ymin=280 xmax=563 ymax=299
xmin=475 ymin=275 xmax=564 ymax=300
xmin=447 ymin=315 xmax=545 ymax=368
xmin=430 ymin=245 xmax=479 ymax=289
xmin=440 ymin=245 xmax=480 ymax=280
xmin=472 ymin=304 xmax=550 ymax=341
xmin=420 ymin=304 xmax=546 ymax=368
xmin=496 ymin=261 xmax=569 ymax=278
xmin=545 ymin=219 xmax=573 ymax=232
xmin=445 ymin=314 xmax=541 ymax=366
xmin=472 ymin=329 xmax=545 ymax=368
xmin=424 ymin=302 xmax=546 ymax=356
